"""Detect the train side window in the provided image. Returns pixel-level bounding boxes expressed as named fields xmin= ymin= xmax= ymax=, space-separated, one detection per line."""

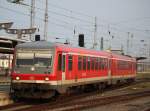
xmin=91 ymin=57 xmax=95 ymax=70
xmin=95 ymin=57 xmax=98 ymax=70
xmin=118 ymin=60 xmax=129 ymax=70
xmin=68 ymin=55 xmax=73 ymax=71
xmin=58 ymin=54 xmax=62 ymax=71
xmin=130 ymin=62 xmax=132 ymax=70
xmin=103 ymin=58 xmax=105 ymax=70
xmin=105 ymin=58 xmax=108 ymax=70
xmin=87 ymin=57 xmax=90 ymax=70
xmin=118 ymin=60 xmax=121 ymax=70
xmin=78 ymin=56 xmax=82 ymax=70
xmin=102 ymin=58 xmax=105 ymax=70
xmin=98 ymin=58 xmax=101 ymax=70
xmin=128 ymin=62 xmax=130 ymax=70
xmin=83 ymin=56 xmax=86 ymax=70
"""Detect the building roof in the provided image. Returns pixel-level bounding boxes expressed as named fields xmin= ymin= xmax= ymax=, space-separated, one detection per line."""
xmin=0 ymin=35 xmax=29 ymax=54
xmin=0 ymin=35 xmax=29 ymax=42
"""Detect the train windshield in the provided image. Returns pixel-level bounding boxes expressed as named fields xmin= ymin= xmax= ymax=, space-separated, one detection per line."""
xmin=14 ymin=50 xmax=53 ymax=74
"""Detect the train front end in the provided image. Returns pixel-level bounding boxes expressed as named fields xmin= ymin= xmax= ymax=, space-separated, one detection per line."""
xmin=11 ymin=41 xmax=57 ymax=99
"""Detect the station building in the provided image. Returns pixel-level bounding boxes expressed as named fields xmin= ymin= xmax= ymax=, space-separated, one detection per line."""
xmin=0 ymin=36 xmax=28 ymax=76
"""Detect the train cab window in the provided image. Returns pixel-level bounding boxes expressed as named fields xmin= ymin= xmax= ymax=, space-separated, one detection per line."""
xmin=78 ymin=56 xmax=82 ymax=70
xmin=68 ymin=55 xmax=73 ymax=71
xmin=83 ymin=56 xmax=86 ymax=70
xmin=87 ymin=57 xmax=90 ymax=70
xmin=57 ymin=54 xmax=62 ymax=71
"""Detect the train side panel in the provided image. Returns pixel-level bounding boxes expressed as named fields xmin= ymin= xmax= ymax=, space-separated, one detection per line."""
xmin=54 ymin=47 xmax=111 ymax=88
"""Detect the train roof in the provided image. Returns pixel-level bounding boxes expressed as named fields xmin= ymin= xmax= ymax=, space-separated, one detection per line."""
xmin=16 ymin=41 xmax=136 ymax=61
xmin=16 ymin=40 xmax=56 ymax=49
xmin=16 ymin=41 xmax=111 ymax=57
xmin=111 ymin=53 xmax=136 ymax=61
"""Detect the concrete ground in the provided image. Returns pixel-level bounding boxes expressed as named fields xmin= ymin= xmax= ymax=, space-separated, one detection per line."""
xmin=0 ymin=91 xmax=13 ymax=106
xmin=87 ymin=72 xmax=150 ymax=111
xmin=0 ymin=76 xmax=11 ymax=84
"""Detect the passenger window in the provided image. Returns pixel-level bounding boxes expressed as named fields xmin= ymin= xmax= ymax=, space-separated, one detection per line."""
xmin=91 ymin=57 xmax=95 ymax=70
xmin=68 ymin=55 xmax=73 ymax=71
xmin=118 ymin=60 xmax=129 ymax=70
xmin=95 ymin=58 xmax=98 ymax=70
xmin=83 ymin=56 xmax=86 ymax=70
xmin=101 ymin=58 xmax=105 ymax=70
xmin=104 ymin=58 xmax=107 ymax=69
xmin=99 ymin=58 xmax=101 ymax=70
xmin=87 ymin=57 xmax=90 ymax=70
xmin=78 ymin=56 xmax=82 ymax=70
xmin=58 ymin=54 xmax=62 ymax=71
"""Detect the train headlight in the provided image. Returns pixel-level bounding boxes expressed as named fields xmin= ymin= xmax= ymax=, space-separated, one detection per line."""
xmin=45 ymin=77 xmax=49 ymax=81
xmin=31 ymin=67 xmax=35 ymax=71
xmin=16 ymin=76 xmax=20 ymax=80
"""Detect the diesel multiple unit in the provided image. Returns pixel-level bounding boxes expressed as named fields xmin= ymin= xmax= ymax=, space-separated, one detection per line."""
xmin=11 ymin=41 xmax=136 ymax=98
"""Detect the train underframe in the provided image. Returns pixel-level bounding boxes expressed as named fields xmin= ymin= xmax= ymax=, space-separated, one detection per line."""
xmin=11 ymin=83 xmax=57 ymax=99
xmin=11 ymin=78 xmax=135 ymax=99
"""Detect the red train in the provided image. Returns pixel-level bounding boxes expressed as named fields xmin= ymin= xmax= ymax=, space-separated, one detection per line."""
xmin=11 ymin=41 xmax=136 ymax=99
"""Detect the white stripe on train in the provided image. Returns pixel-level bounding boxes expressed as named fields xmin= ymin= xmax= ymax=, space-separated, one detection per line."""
xmin=12 ymin=74 xmax=135 ymax=85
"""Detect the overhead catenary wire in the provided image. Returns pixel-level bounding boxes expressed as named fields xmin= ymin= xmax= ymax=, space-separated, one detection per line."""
xmin=0 ymin=4 xmax=95 ymax=33
xmin=4 ymin=2 xmax=149 ymax=35
xmin=1 ymin=2 xmax=150 ymax=38
xmin=10 ymin=1 xmax=94 ymax=25
xmin=37 ymin=0 xmax=94 ymax=19
xmin=0 ymin=5 xmax=75 ymax=31
xmin=0 ymin=5 xmax=30 ymax=17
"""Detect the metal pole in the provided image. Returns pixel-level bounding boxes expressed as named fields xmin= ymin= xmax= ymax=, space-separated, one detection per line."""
xmin=93 ymin=16 xmax=97 ymax=49
xmin=108 ymin=25 xmax=111 ymax=50
xmin=44 ymin=0 xmax=48 ymax=41
xmin=30 ymin=0 xmax=35 ymax=28
xmin=30 ymin=0 xmax=35 ymax=41
xmin=127 ymin=32 xmax=130 ymax=55
xmin=100 ymin=37 xmax=103 ymax=50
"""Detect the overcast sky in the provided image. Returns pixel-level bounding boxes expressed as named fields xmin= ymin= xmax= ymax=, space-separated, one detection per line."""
xmin=0 ymin=0 xmax=150 ymax=57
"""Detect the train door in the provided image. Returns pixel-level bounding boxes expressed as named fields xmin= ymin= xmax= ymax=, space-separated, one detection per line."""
xmin=61 ymin=53 xmax=66 ymax=84
xmin=67 ymin=54 xmax=73 ymax=80
xmin=67 ymin=54 xmax=77 ymax=82
xmin=108 ymin=59 xmax=111 ymax=77
xmin=108 ymin=58 xmax=112 ymax=84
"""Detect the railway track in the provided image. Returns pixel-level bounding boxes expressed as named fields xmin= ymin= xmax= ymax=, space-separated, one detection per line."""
xmin=0 ymin=101 xmax=41 ymax=111
xmin=0 ymin=80 xmax=149 ymax=111
xmin=3 ymin=88 xmax=149 ymax=111
xmin=0 ymin=102 xmax=28 ymax=111
xmin=145 ymin=108 xmax=150 ymax=111
xmin=0 ymin=83 xmax=127 ymax=111
xmin=61 ymin=90 xmax=150 ymax=111
xmin=26 ymin=90 xmax=150 ymax=111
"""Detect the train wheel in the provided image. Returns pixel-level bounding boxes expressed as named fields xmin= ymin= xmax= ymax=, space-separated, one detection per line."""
xmin=98 ymin=83 xmax=105 ymax=93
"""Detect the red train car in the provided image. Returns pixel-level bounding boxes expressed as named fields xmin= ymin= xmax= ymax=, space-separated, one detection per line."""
xmin=11 ymin=41 xmax=136 ymax=98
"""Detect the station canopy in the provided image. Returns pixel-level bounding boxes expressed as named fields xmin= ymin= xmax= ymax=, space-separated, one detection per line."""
xmin=0 ymin=36 xmax=28 ymax=54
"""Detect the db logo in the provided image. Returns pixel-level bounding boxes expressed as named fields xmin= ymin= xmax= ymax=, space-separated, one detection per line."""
xmin=30 ymin=76 xmax=35 ymax=80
